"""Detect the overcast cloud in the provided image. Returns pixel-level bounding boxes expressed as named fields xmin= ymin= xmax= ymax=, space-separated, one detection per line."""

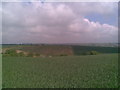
xmin=2 ymin=2 xmax=118 ymax=44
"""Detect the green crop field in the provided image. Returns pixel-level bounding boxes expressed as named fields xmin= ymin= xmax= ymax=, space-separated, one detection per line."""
xmin=72 ymin=46 xmax=118 ymax=55
xmin=2 ymin=54 xmax=118 ymax=88
xmin=0 ymin=54 xmax=2 ymax=90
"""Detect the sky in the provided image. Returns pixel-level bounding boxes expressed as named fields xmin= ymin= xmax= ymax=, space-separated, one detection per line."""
xmin=1 ymin=2 xmax=118 ymax=44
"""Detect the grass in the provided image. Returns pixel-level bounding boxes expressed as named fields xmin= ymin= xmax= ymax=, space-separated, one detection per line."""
xmin=0 ymin=54 xmax=2 ymax=89
xmin=2 ymin=54 xmax=118 ymax=88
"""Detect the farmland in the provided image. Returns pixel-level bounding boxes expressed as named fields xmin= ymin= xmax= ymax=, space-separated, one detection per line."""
xmin=2 ymin=44 xmax=118 ymax=57
xmin=2 ymin=54 xmax=118 ymax=88
xmin=0 ymin=54 xmax=2 ymax=89
xmin=2 ymin=45 xmax=119 ymax=88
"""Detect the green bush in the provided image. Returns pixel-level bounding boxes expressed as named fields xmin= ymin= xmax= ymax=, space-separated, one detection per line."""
xmin=4 ymin=49 xmax=17 ymax=56
xmin=83 ymin=51 xmax=99 ymax=55
xmin=18 ymin=52 xmax=25 ymax=56
xmin=90 ymin=51 xmax=99 ymax=55
xmin=27 ymin=53 xmax=34 ymax=57
xmin=60 ymin=54 xmax=68 ymax=56
xmin=3 ymin=49 xmax=26 ymax=57
xmin=5 ymin=49 xmax=16 ymax=54
xmin=35 ymin=53 xmax=40 ymax=57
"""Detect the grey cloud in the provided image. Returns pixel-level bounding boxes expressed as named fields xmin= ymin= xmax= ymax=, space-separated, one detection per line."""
xmin=2 ymin=2 xmax=118 ymax=44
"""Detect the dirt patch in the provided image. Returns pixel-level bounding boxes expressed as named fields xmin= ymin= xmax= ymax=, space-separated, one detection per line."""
xmin=16 ymin=50 xmax=28 ymax=56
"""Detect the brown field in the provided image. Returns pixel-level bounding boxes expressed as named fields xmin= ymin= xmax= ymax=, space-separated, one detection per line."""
xmin=19 ymin=45 xmax=74 ymax=56
xmin=2 ymin=45 xmax=74 ymax=56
